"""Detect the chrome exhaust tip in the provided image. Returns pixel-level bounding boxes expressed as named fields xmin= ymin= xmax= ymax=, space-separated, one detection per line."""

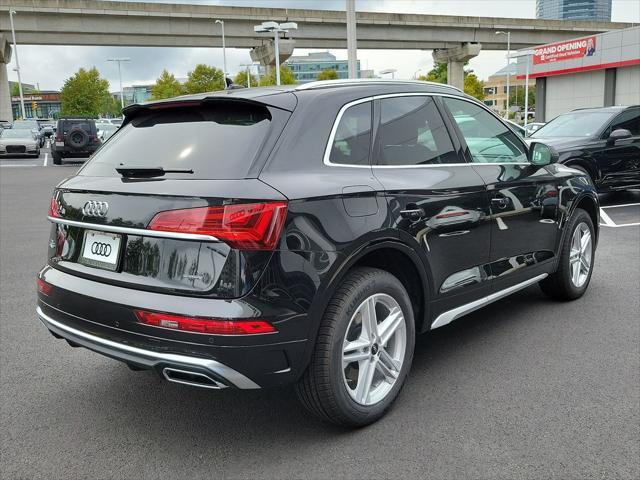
xmin=162 ymin=367 xmax=228 ymax=390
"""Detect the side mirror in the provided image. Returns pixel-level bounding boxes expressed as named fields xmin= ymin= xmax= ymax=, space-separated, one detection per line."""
xmin=607 ymin=128 xmax=632 ymax=145
xmin=529 ymin=142 xmax=559 ymax=167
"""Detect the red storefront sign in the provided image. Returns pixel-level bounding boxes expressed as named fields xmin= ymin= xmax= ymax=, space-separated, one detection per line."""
xmin=534 ymin=36 xmax=597 ymax=65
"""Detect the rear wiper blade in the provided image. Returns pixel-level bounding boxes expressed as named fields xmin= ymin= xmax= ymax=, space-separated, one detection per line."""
xmin=115 ymin=166 xmax=194 ymax=178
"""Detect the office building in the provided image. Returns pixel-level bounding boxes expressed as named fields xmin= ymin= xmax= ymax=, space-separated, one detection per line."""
xmin=285 ymin=52 xmax=360 ymax=83
xmin=536 ymin=0 xmax=612 ymax=22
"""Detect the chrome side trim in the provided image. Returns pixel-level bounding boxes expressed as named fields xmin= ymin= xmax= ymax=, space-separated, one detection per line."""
xmin=48 ymin=216 xmax=219 ymax=242
xmin=430 ymin=273 xmax=548 ymax=330
xmin=37 ymin=306 xmax=260 ymax=389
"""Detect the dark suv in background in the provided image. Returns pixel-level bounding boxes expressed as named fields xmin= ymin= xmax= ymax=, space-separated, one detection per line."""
xmin=38 ymin=80 xmax=599 ymax=426
xmin=530 ymin=105 xmax=640 ymax=191
xmin=52 ymin=118 xmax=101 ymax=165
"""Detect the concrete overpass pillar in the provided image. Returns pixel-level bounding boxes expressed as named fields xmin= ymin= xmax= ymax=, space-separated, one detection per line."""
xmin=0 ymin=34 xmax=13 ymax=122
xmin=432 ymin=43 xmax=481 ymax=91
xmin=249 ymin=39 xmax=295 ymax=69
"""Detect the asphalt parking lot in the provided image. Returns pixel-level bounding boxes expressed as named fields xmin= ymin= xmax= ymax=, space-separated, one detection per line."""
xmin=1 ymin=153 xmax=639 ymax=479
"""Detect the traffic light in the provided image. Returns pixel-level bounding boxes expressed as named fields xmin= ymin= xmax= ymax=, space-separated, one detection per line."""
xmin=32 ymin=101 xmax=38 ymax=113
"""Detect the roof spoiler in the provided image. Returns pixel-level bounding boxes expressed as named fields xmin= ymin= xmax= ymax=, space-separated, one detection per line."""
xmin=123 ymin=95 xmax=294 ymax=120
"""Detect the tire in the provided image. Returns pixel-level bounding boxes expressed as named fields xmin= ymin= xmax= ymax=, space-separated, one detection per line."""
xmin=52 ymin=153 xmax=62 ymax=165
xmin=66 ymin=128 xmax=89 ymax=149
xmin=296 ymin=267 xmax=415 ymax=427
xmin=539 ymin=208 xmax=595 ymax=300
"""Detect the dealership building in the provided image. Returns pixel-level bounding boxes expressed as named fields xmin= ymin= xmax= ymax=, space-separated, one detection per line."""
xmin=516 ymin=25 xmax=639 ymax=121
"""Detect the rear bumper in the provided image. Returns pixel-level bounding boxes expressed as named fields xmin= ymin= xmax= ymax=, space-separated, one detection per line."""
xmin=37 ymin=306 xmax=260 ymax=389
xmin=37 ymin=265 xmax=310 ymax=389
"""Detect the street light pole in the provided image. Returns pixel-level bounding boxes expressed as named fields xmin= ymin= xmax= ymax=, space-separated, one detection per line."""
xmin=254 ymin=21 xmax=297 ymax=87
xmin=215 ymin=20 xmax=227 ymax=89
xmin=346 ymin=0 xmax=358 ymax=79
xmin=107 ymin=58 xmax=130 ymax=110
xmin=496 ymin=30 xmax=511 ymax=118
xmin=9 ymin=10 xmax=26 ymax=119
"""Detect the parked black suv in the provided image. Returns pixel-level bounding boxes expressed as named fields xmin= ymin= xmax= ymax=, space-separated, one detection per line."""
xmin=37 ymin=80 xmax=599 ymax=426
xmin=530 ymin=105 xmax=640 ymax=191
xmin=51 ymin=118 xmax=101 ymax=165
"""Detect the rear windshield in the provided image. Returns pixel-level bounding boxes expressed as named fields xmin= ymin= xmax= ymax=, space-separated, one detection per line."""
xmin=80 ymin=102 xmax=279 ymax=180
xmin=61 ymin=121 xmax=93 ymax=132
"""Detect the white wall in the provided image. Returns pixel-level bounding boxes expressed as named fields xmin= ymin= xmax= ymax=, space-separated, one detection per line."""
xmin=615 ymin=65 xmax=640 ymax=106
xmin=545 ymin=70 xmax=606 ymax=120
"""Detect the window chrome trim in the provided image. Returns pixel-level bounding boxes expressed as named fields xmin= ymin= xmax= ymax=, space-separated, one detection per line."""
xmin=323 ymin=92 xmax=533 ymax=170
xmin=322 ymin=96 xmax=375 ymax=169
xmin=47 ymin=216 xmax=220 ymax=242
xmin=430 ymin=273 xmax=548 ymax=329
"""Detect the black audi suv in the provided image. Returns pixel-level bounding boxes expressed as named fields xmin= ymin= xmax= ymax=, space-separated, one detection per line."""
xmin=38 ymin=80 xmax=599 ymax=426
xmin=530 ymin=105 xmax=640 ymax=191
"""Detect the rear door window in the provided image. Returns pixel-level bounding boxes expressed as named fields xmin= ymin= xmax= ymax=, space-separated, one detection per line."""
xmin=80 ymin=102 xmax=284 ymax=179
xmin=375 ymin=96 xmax=460 ymax=165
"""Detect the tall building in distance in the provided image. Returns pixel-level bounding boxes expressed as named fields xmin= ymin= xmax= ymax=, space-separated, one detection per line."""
xmin=536 ymin=0 xmax=612 ymax=22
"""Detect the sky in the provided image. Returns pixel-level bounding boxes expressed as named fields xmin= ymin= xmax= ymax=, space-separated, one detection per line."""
xmin=5 ymin=0 xmax=640 ymax=92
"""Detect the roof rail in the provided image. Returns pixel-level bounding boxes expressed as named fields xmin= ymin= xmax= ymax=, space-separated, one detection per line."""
xmin=295 ymin=78 xmax=462 ymax=92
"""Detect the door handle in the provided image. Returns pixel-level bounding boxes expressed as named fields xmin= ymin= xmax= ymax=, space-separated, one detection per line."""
xmin=400 ymin=208 xmax=425 ymax=220
xmin=491 ymin=197 xmax=509 ymax=209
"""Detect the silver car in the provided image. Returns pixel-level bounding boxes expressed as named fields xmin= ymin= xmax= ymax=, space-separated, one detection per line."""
xmin=0 ymin=128 xmax=41 ymax=157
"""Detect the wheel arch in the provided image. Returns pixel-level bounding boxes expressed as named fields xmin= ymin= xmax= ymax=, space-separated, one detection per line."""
xmin=296 ymin=239 xmax=432 ymax=379
xmin=563 ymin=157 xmax=599 ymax=185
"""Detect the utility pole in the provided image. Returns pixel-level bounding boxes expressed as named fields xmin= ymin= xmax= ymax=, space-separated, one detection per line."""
xmin=346 ymin=0 xmax=358 ymax=79
xmin=496 ymin=31 xmax=511 ymax=118
xmin=9 ymin=10 xmax=26 ymax=119
xmin=107 ymin=58 xmax=130 ymax=110
xmin=216 ymin=20 xmax=227 ymax=89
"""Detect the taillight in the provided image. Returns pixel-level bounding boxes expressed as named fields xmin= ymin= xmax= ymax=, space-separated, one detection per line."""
xmin=48 ymin=194 xmax=61 ymax=218
xmin=134 ymin=310 xmax=277 ymax=335
xmin=37 ymin=277 xmax=53 ymax=296
xmin=148 ymin=201 xmax=288 ymax=250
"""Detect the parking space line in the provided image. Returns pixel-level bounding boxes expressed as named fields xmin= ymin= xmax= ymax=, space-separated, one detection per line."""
xmin=601 ymin=202 xmax=640 ymax=209
xmin=599 ymin=208 xmax=616 ymax=227
xmin=0 ymin=165 xmax=38 ymax=168
xmin=43 ymin=153 xmax=48 ymax=167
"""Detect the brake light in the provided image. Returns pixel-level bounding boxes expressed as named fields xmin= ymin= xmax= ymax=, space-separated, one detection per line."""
xmin=48 ymin=195 xmax=61 ymax=218
xmin=148 ymin=202 xmax=288 ymax=250
xmin=435 ymin=210 xmax=468 ymax=219
xmin=134 ymin=310 xmax=277 ymax=335
xmin=37 ymin=277 xmax=53 ymax=296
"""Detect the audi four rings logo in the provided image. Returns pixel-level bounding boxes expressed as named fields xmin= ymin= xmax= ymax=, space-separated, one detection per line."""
xmin=82 ymin=200 xmax=109 ymax=217
xmin=91 ymin=242 xmax=112 ymax=257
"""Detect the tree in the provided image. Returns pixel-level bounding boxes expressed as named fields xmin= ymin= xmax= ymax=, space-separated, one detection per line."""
xmin=259 ymin=65 xmax=297 ymax=86
xmin=60 ymin=67 xmax=111 ymax=118
xmin=316 ymin=68 xmax=339 ymax=81
xmin=101 ymin=95 xmax=122 ymax=118
xmin=183 ymin=64 xmax=225 ymax=94
xmin=418 ymin=63 xmax=447 ymax=84
xmin=151 ymin=69 xmax=184 ymax=99
xmin=509 ymin=86 xmax=536 ymax=110
xmin=233 ymin=70 xmax=259 ymax=88
xmin=463 ymin=72 xmax=485 ymax=101
xmin=417 ymin=62 xmax=485 ymax=100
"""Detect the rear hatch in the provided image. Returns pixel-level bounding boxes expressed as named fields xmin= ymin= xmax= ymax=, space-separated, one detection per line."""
xmin=46 ymin=97 xmax=293 ymax=298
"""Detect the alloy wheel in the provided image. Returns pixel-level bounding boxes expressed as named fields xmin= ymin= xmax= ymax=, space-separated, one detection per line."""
xmin=342 ymin=294 xmax=407 ymax=406
xmin=569 ymin=222 xmax=592 ymax=288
